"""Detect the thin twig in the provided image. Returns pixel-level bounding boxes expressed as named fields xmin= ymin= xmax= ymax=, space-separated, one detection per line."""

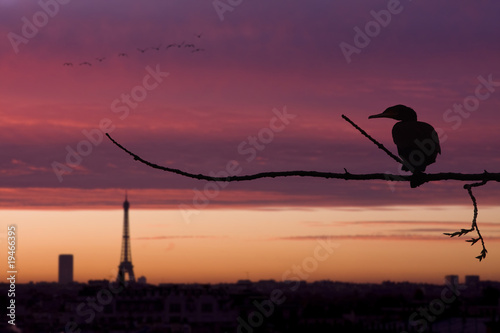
xmin=444 ymin=177 xmax=488 ymax=261
xmin=341 ymin=114 xmax=403 ymax=165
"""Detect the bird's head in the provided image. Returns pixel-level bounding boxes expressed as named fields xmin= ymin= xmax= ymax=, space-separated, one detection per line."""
xmin=369 ymin=105 xmax=417 ymax=122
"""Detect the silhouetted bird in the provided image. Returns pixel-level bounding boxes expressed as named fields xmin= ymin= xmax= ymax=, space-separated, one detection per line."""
xmin=369 ymin=105 xmax=441 ymax=187
xmin=151 ymin=44 xmax=161 ymax=51
xmin=177 ymin=41 xmax=185 ymax=48
xmin=184 ymin=43 xmax=195 ymax=48
xmin=118 ymin=53 xmax=128 ymax=57
xmin=79 ymin=62 xmax=92 ymax=66
xmin=195 ymin=33 xmax=202 ymax=38
xmin=192 ymin=48 xmax=204 ymax=53
xmin=166 ymin=43 xmax=176 ymax=50
xmin=137 ymin=48 xmax=148 ymax=53
xmin=63 ymin=62 xmax=73 ymax=66
xmin=95 ymin=57 xmax=106 ymax=62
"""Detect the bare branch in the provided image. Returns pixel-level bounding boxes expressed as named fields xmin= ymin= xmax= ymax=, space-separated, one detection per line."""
xmin=443 ymin=180 xmax=488 ymax=261
xmin=105 ymin=133 xmax=500 ymax=184
xmin=105 ymin=112 xmax=498 ymax=262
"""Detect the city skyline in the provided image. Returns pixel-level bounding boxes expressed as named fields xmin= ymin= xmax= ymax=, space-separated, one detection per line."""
xmin=1 ymin=1 xmax=500 ymax=287
xmin=5 ymin=277 xmax=499 ymax=332
xmin=51 ymin=245 xmax=495 ymax=286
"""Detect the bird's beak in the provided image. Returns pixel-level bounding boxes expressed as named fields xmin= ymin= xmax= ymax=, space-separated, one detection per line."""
xmin=368 ymin=112 xmax=387 ymax=119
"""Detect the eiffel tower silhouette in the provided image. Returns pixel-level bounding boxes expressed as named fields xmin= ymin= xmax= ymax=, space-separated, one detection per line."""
xmin=117 ymin=192 xmax=135 ymax=284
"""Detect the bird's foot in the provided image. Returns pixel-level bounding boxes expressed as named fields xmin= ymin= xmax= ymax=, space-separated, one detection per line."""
xmin=410 ymin=171 xmax=427 ymax=188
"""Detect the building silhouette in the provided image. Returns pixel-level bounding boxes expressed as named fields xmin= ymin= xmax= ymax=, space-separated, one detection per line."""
xmin=465 ymin=275 xmax=480 ymax=289
xmin=465 ymin=275 xmax=479 ymax=284
xmin=445 ymin=274 xmax=459 ymax=286
xmin=117 ymin=193 xmax=136 ymax=283
xmin=58 ymin=254 xmax=73 ymax=284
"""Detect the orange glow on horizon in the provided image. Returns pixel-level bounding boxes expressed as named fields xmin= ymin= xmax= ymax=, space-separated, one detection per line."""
xmin=3 ymin=206 xmax=499 ymax=285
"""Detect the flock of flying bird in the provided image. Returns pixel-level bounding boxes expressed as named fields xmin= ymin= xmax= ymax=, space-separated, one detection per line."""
xmin=63 ymin=33 xmax=205 ymax=67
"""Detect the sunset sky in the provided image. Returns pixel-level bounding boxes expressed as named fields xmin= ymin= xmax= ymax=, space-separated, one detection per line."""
xmin=1 ymin=0 xmax=499 ymax=285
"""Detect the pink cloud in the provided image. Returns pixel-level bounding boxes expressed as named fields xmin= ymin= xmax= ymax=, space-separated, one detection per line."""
xmin=1 ymin=1 xmax=499 ymax=209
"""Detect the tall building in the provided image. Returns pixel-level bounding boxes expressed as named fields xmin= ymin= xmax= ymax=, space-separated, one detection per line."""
xmin=465 ymin=275 xmax=480 ymax=288
xmin=58 ymin=254 xmax=73 ymax=284
xmin=117 ymin=193 xmax=136 ymax=283
xmin=445 ymin=275 xmax=459 ymax=286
